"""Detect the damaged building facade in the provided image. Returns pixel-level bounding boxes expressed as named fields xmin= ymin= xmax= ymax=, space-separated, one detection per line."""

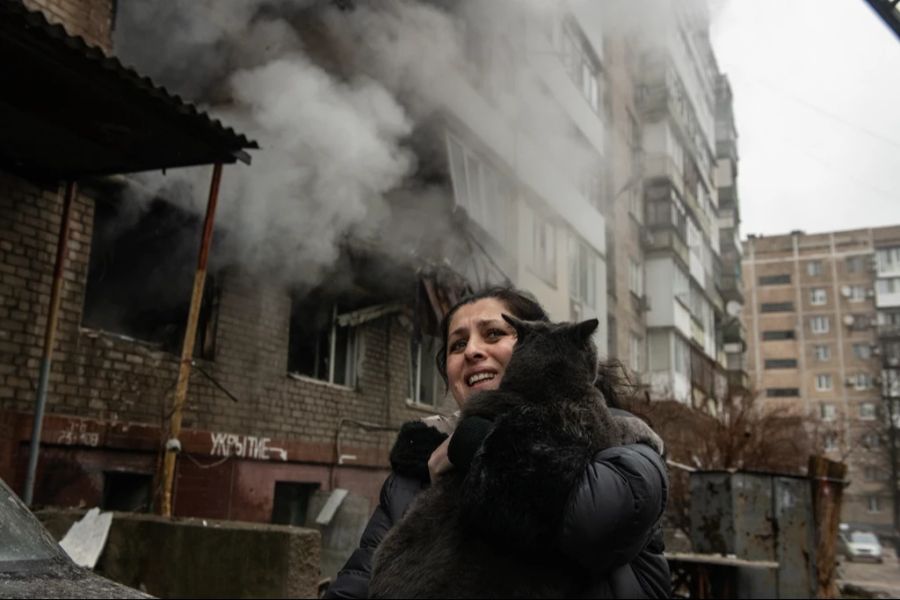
xmin=4 ymin=0 xmax=755 ymax=577
xmin=2 ymin=0 xmax=614 ymax=576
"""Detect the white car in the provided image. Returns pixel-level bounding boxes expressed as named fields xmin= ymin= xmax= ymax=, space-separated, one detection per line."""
xmin=841 ymin=531 xmax=884 ymax=563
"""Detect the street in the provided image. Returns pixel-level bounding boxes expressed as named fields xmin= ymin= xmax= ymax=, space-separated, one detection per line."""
xmin=840 ymin=548 xmax=900 ymax=598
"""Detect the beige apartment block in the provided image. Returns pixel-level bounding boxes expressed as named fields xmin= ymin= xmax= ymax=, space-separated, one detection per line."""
xmin=744 ymin=228 xmax=899 ymax=534
xmin=601 ymin=23 xmax=647 ymax=374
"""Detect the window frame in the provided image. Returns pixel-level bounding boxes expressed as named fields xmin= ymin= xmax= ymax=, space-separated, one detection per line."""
xmin=568 ymin=234 xmax=598 ymax=308
xmin=816 ymin=374 xmax=833 ymax=391
xmin=409 ymin=335 xmax=443 ymax=407
xmin=868 ymin=496 xmax=882 ymax=513
xmin=807 ymin=260 xmax=823 ymax=277
xmin=811 ymin=316 xmax=830 ymax=335
xmin=525 ymin=211 xmax=557 ymax=287
xmin=287 ymin=304 xmax=360 ymax=388
xmin=859 ymin=402 xmax=877 ymax=420
xmin=810 ymin=288 xmax=827 ymax=306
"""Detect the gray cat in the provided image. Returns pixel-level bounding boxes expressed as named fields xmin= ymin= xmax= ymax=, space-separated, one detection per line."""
xmin=369 ymin=316 xmax=662 ymax=598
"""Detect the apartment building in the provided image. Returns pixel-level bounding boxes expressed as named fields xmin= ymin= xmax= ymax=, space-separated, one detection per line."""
xmin=624 ymin=0 xmax=728 ymax=405
xmin=599 ymin=8 xmax=647 ymax=373
xmin=440 ymin=3 xmax=609 ymax=349
xmin=744 ymin=228 xmax=897 ymax=533
xmin=2 ymin=0 xmax=613 ymax=576
xmin=714 ymin=74 xmax=749 ymax=396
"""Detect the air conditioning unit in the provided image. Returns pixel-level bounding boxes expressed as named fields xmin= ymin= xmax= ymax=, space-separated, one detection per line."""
xmin=845 ymin=375 xmax=857 ymax=387
xmin=889 ymin=356 xmax=900 ymax=367
xmin=872 ymin=345 xmax=882 ymax=356
xmin=843 ymin=314 xmax=855 ymax=326
xmin=867 ymin=289 xmax=876 ymax=298
xmin=841 ymin=286 xmax=852 ymax=298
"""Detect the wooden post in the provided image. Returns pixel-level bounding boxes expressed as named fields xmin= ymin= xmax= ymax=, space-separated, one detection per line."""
xmin=158 ymin=164 xmax=223 ymax=517
xmin=809 ymin=455 xmax=847 ymax=599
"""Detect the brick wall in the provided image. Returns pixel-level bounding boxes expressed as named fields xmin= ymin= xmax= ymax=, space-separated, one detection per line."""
xmin=23 ymin=0 xmax=115 ymax=53
xmin=1 ymin=169 xmax=457 ymax=517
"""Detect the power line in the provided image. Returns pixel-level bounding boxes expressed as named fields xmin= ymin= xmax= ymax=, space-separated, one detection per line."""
xmin=745 ymin=124 xmax=899 ymax=203
xmin=739 ymin=74 xmax=900 ymax=152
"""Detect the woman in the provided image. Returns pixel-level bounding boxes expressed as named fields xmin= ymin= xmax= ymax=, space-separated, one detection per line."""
xmin=325 ymin=288 xmax=670 ymax=598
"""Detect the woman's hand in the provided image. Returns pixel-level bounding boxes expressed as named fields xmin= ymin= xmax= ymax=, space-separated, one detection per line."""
xmin=428 ymin=435 xmax=454 ymax=482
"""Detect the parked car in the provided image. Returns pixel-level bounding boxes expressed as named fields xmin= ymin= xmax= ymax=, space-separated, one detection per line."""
xmin=0 ymin=478 xmax=150 ymax=598
xmin=839 ymin=530 xmax=884 ymax=563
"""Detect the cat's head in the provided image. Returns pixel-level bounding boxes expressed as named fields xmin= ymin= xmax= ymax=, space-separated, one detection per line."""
xmin=500 ymin=314 xmax=600 ymax=389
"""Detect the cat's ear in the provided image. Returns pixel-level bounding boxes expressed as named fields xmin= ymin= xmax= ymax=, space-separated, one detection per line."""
xmin=570 ymin=318 xmax=599 ymax=342
xmin=502 ymin=313 xmax=529 ymax=339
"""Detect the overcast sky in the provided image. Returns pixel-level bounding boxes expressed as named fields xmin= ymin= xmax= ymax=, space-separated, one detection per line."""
xmin=709 ymin=0 xmax=900 ymax=238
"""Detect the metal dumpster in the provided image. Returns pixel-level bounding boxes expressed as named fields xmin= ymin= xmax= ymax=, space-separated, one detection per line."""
xmin=689 ymin=471 xmax=817 ymax=599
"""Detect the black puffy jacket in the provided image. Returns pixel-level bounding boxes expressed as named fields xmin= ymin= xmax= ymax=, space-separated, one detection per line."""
xmin=325 ymin=416 xmax=670 ymax=599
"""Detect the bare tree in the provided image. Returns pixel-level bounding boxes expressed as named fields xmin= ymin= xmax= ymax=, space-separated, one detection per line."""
xmin=621 ymin=388 xmax=812 ymax=536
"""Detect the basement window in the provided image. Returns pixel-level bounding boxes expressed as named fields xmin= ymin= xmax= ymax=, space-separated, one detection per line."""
xmin=101 ymin=472 xmax=151 ymax=512
xmin=288 ymin=300 xmax=359 ymax=387
xmin=271 ymin=482 xmax=320 ymax=526
xmin=83 ymin=197 xmax=219 ymax=358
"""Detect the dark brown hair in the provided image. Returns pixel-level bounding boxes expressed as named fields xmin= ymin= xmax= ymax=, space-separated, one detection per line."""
xmin=435 ymin=287 xmax=549 ymax=384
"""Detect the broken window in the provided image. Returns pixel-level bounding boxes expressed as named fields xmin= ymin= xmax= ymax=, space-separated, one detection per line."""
xmin=83 ymin=196 xmax=219 ymax=358
xmin=288 ymin=298 xmax=359 ymax=387
xmin=271 ymin=481 xmax=320 ymax=526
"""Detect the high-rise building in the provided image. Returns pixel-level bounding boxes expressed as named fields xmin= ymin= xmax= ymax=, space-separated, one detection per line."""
xmin=615 ymin=0 xmax=728 ymax=406
xmin=744 ymin=227 xmax=898 ymax=533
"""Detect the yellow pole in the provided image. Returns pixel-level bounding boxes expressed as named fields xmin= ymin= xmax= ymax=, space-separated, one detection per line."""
xmin=159 ymin=163 xmax=223 ymax=517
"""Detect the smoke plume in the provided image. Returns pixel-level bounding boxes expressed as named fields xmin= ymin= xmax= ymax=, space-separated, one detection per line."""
xmin=112 ymin=0 xmax=613 ymax=288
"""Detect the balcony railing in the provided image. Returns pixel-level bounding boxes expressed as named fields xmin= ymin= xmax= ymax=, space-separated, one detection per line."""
xmin=644 ymin=228 xmax=690 ymax=265
xmin=726 ymin=369 xmax=750 ymax=393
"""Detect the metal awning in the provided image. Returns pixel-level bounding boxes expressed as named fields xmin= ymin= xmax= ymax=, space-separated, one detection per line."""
xmin=0 ymin=0 xmax=258 ymax=181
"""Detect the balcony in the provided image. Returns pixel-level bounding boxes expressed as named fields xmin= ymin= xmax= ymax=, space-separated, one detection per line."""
xmin=690 ymin=343 xmax=728 ymax=400
xmin=644 ymin=228 xmax=690 ymax=265
xmin=726 ymin=369 xmax=750 ymax=394
xmin=718 ymin=272 xmax=745 ymax=305
xmin=879 ymin=323 xmax=900 ymax=339
xmin=643 ymin=153 xmax=685 ymax=199
xmin=721 ymin=318 xmax=746 ymax=347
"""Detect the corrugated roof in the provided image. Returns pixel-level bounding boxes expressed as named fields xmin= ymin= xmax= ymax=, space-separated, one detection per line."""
xmin=1 ymin=0 xmax=258 ymax=180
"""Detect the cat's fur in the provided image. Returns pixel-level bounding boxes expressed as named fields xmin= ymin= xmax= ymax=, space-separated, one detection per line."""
xmin=369 ymin=316 xmax=661 ymax=598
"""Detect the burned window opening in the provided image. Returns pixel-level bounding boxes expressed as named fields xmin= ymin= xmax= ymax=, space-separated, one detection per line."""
xmin=83 ymin=196 xmax=220 ymax=358
xmin=288 ymin=295 xmax=360 ymax=387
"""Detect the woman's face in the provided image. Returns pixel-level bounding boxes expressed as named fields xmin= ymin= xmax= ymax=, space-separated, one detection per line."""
xmin=445 ymin=297 xmax=518 ymax=408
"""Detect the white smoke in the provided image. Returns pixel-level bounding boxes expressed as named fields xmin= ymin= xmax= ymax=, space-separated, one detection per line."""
xmin=112 ymin=0 xmax=620 ymax=287
xmin=114 ymin=0 xmax=417 ymax=285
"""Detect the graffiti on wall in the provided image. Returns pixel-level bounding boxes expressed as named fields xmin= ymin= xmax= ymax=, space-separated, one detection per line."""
xmin=209 ymin=432 xmax=288 ymax=461
xmin=56 ymin=421 xmax=100 ymax=447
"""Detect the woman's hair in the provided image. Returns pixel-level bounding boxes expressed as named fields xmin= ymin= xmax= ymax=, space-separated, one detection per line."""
xmin=435 ymin=287 xmax=548 ymax=384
